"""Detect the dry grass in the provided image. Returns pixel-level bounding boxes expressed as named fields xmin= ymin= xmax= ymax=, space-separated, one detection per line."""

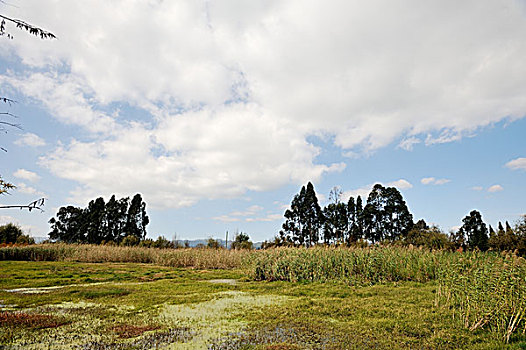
xmin=0 ymin=244 xmax=251 ymax=269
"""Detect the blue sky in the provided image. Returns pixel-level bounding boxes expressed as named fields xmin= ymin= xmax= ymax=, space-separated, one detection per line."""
xmin=1 ymin=0 xmax=526 ymax=242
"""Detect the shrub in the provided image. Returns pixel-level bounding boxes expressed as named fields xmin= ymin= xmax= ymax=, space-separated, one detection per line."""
xmin=0 ymin=223 xmax=24 ymax=244
xmin=121 ymin=235 xmax=140 ymax=247
xmin=404 ymin=226 xmax=452 ymax=250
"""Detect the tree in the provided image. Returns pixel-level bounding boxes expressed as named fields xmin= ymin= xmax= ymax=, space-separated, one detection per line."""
xmin=302 ymin=182 xmax=323 ymax=246
xmin=85 ymin=197 xmax=106 ymax=244
xmin=125 ymin=194 xmax=149 ymax=241
xmin=347 ymin=195 xmax=365 ymax=243
xmin=103 ymin=195 xmax=129 ymax=243
xmin=458 ymin=210 xmax=489 ymax=251
xmin=322 ymin=187 xmax=348 ymax=244
xmin=0 ymin=222 xmax=23 ymax=243
xmin=280 ymin=185 xmax=306 ymax=246
xmin=405 ymin=225 xmax=451 ymax=250
xmin=49 ymin=206 xmax=86 ymax=243
xmin=207 ymin=238 xmax=221 ymax=249
xmin=231 ymin=232 xmax=253 ymax=250
xmin=48 ymin=194 xmax=149 ymax=244
xmin=280 ymin=182 xmax=323 ymax=247
xmin=363 ymin=184 xmax=413 ymax=243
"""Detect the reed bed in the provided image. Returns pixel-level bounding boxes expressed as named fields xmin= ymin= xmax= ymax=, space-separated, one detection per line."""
xmin=0 ymin=244 xmax=250 ymax=269
xmin=250 ymin=246 xmax=449 ymax=284
xmin=436 ymin=251 xmax=526 ymax=342
xmin=2 ymin=243 xmax=525 ymax=341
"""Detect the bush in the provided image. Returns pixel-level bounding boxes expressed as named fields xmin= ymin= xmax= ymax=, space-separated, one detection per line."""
xmin=16 ymin=234 xmax=35 ymax=245
xmin=207 ymin=238 xmax=221 ymax=249
xmin=121 ymin=235 xmax=140 ymax=247
xmin=0 ymin=223 xmax=24 ymax=244
xmin=231 ymin=232 xmax=253 ymax=250
xmin=404 ymin=226 xmax=452 ymax=250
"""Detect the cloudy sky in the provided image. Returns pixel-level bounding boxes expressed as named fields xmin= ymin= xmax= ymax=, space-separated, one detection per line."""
xmin=1 ymin=0 xmax=525 ymax=241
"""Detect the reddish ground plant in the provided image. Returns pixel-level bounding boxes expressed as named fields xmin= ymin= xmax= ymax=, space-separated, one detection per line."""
xmin=0 ymin=311 xmax=69 ymax=329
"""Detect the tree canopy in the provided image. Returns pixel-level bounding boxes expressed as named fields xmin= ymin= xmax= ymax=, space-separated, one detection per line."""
xmin=49 ymin=194 xmax=149 ymax=244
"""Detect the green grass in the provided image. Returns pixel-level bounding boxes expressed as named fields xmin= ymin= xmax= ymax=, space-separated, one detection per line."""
xmin=1 ymin=260 xmax=525 ymax=349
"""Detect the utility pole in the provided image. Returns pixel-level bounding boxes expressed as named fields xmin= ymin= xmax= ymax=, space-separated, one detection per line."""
xmin=225 ymin=230 xmax=229 ymax=250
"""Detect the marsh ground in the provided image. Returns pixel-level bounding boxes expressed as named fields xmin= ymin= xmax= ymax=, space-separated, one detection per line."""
xmin=0 ymin=261 xmax=523 ymax=349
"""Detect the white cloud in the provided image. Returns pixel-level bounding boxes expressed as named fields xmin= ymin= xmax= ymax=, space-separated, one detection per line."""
xmin=398 ymin=137 xmax=421 ymax=151
xmin=245 ymin=214 xmax=283 ymax=222
xmin=3 ymin=0 xmax=526 ymax=207
xmin=434 ymin=178 xmax=451 ymax=185
xmin=13 ymin=169 xmax=41 ymax=183
xmin=421 ymin=177 xmax=436 ymax=185
xmin=506 ymin=157 xmax=526 ymax=171
xmin=421 ymin=177 xmax=451 ymax=185
xmin=212 ymin=215 xmax=241 ymax=223
xmin=343 ymin=179 xmax=413 ymax=201
xmin=14 ymin=133 xmax=46 ymax=147
xmin=386 ymin=179 xmax=413 ymax=190
xmin=488 ymin=184 xmax=504 ymax=193
xmin=15 ymin=182 xmax=46 ymax=196
xmin=40 ymin=104 xmax=345 ymax=208
xmin=213 ymin=205 xmax=281 ymax=223
xmin=472 ymin=186 xmax=483 ymax=191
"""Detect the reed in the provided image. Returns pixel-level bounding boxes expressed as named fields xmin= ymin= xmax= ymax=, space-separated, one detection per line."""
xmin=436 ymin=251 xmax=526 ymax=342
xmin=0 ymin=244 xmax=250 ymax=269
xmin=2 ymin=243 xmax=525 ymax=341
xmin=250 ymin=246 xmax=449 ymax=284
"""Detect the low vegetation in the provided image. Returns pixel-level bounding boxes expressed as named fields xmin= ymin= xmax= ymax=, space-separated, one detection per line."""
xmin=1 ymin=244 xmax=526 ymax=348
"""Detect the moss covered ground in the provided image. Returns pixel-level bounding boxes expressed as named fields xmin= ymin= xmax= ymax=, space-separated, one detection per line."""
xmin=1 ymin=261 xmax=524 ymax=349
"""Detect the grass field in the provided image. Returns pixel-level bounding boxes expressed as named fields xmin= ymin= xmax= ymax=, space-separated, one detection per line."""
xmin=1 ymin=246 xmax=526 ymax=349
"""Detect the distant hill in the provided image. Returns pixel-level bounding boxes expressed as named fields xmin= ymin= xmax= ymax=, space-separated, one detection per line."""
xmin=34 ymin=237 xmax=262 ymax=249
xmin=174 ymin=238 xmax=262 ymax=249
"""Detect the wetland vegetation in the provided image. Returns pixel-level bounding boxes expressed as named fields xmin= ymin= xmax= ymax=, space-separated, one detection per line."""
xmin=1 ymin=244 xmax=525 ymax=349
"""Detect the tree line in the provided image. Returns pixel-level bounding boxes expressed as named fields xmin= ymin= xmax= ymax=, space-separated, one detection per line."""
xmin=264 ymin=182 xmax=526 ymax=255
xmin=274 ymin=182 xmax=413 ymax=247
xmin=48 ymin=193 xmax=149 ymax=245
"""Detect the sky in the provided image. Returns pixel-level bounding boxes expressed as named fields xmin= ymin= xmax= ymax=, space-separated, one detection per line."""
xmin=1 ymin=0 xmax=526 ymax=242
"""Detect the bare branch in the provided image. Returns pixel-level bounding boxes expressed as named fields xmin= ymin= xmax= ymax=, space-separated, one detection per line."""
xmin=0 ymin=198 xmax=45 ymax=212
xmin=1 ymin=97 xmax=16 ymax=105
xmin=0 ymin=120 xmax=21 ymax=129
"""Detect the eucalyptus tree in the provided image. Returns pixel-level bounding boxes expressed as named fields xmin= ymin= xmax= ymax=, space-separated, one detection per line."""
xmin=363 ymin=184 xmax=413 ymax=243
xmin=322 ymin=187 xmax=348 ymax=244
xmin=281 ymin=182 xmax=323 ymax=246
xmin=458 ymin=210 xmax=489 ymax=251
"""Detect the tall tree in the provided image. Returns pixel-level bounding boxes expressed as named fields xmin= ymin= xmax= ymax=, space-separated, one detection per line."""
xmin=458 ymin=210 xmax=489 ymax=251
xmin=322 ymin=187 xmax=347 ymax=244
xmin=85 ymin=197 xmax=106 ymax=244
xmin=280 ymin=182 xmax=323 ymax=246
xmin=280 ymin=185 xmax=306 ymax=246
xmin=303 ymin=182 xmax=323 ymax=246
xmin=125 ymin=194 xmax=149 ymax=240
xmin=49 ymin=206 xmax=86 ymax=243
xmin=363 ymin=184 xmax=413 ymax=243
xmin=104 ymin=195 xmax=129 ymax=243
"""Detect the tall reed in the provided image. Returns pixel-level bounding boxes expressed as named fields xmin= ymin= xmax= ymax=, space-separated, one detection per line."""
xmin=436 ymin=251 xmax=526 ymax=342
xmin=0 ymin=244 xmax=250 ymax=269
xmin=250 ymin=246 xmax=449 ymax=284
